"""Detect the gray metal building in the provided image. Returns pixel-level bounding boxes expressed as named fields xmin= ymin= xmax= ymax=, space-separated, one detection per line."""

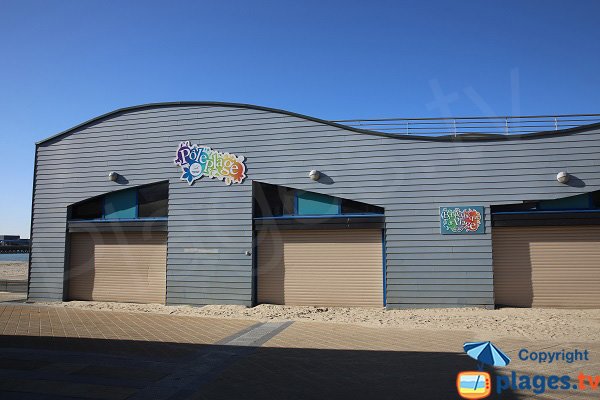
xmin=29 ymin=102 xmax=600 ymax=308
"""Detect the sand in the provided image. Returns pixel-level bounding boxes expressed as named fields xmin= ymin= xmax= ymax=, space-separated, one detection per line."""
xmin=0 ymin=262 xmax=27 ymax=280
xmin=34 ymin=300 xmax=600 ymax=342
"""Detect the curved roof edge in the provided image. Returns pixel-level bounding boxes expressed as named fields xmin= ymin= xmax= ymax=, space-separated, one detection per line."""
xmin=37 ymin=101 xmax=600 ymax=145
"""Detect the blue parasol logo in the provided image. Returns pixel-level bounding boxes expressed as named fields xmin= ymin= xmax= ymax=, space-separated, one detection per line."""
xmin=464 ymin=341 xmax=511 ymax=370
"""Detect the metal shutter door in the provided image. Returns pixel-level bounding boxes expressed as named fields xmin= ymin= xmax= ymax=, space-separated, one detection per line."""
xmin=258 ymin=229 xmax=383 ymax=307
xmin=68 ymin=232 xmax=167 ymax=304
xmin=493 ymin=226 xmax=600 ymax=308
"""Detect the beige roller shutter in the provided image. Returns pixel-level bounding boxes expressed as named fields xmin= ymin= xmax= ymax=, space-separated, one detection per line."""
xmin=493 ymin=226 xmax=600 ymax=308
xmin=68 ymin=232 xmax=167 ymax=304
xmin=258 ymin=229 xmax=383 ymax=307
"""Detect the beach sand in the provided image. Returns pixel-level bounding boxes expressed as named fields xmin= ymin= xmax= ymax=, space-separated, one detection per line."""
xmin=0 ymin=262 xmax=27 ymax=280
xmin=35 ymin=300 xmax=600 ymax=342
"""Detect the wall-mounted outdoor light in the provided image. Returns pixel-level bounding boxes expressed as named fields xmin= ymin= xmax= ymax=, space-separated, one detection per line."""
xmin=108 ymin=171 xmax=119 ymax=182
xmin=556 ymin=171 xmax=570 ymax=184
xmin=308 ymin=170 xmax=320 ymax=181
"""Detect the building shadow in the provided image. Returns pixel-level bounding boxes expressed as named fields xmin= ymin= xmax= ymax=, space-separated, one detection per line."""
xmin=0 ymin=335 xmax=521 ymax=400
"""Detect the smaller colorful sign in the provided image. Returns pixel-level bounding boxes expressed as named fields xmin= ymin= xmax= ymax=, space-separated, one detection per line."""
xmin=174 ymin=141 xmax=247 ymax=186
xmin=440 ymin=206 xmax=485 ymax=234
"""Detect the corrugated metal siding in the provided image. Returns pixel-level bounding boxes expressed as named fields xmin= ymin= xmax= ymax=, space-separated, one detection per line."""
xmin=68 ymin=232 xmax=166 ymax=304
xmin=29 ymin=103 xmax=600 ymax=307
xmin=493 ymin=226 xmax=600 ymax=308
xmin=257 ymin=229 xmax=383 ymax=307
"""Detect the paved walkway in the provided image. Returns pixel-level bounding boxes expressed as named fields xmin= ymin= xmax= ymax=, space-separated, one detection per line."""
xmin=0 ymin=304 xmax=598 ymax=399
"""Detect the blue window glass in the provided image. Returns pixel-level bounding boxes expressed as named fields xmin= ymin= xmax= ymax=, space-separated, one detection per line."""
xmin=104 ymin=189 xmax=137 ymax=219
xmin=297 ymin=191 xmax=340 ymax=215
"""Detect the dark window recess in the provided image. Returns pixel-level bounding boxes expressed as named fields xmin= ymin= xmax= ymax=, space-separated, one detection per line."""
xmin=69 ymin=182 xmax=168 ymax=221
xmin=538 ymin=193 xmax=591 ymax=210
xmin=253 ymin=182 xmax=295 ymax=217
xmin=138 ymin=182 xmax=168 ymax=218
xmin=592 ymin=191 xmax=600 ymax=208
xmin=491 ymin=191 xmax=600 ymax=214
xmin=341 ymin=198 xmax=383 ymax=215
xmin=492 ymin=191 xmax=600 ymax=214
xmin=491 ymin=201 xmax=538 ymax=213
xmin=70 ymin=197 xmax=103 ymax=220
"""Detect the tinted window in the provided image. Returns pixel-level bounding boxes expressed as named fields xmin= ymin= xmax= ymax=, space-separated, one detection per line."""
xmin=104 ymin=189 xmax=137 ymax=219
xmin=341 ymin=198 xmax=384 ymax=215
xmin=138 ymin=182 xmax=168 ymax=218
xmin=297 ymin=191 xmax=340 ymax=215
xmin=71 ymin=197 xmax=103 ymax=220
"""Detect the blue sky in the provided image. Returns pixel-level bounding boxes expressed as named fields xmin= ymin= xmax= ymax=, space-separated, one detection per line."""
xmin=1 ymin=0 xmax=600 ymax=237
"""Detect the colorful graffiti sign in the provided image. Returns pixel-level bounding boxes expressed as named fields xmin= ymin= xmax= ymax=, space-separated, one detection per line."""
xmin=174 ymin=141 xmax=247 ymax=186
xmin=440 ymin=206 xmax=485 ymax=234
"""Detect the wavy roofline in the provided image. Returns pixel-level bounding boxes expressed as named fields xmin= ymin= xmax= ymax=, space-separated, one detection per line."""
xmin=37 ymin=101 xmax=600 ymax=145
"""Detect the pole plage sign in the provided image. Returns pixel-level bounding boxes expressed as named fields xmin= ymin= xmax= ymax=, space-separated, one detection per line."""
xmin=174 ymin=141 xmax=247 ymax=186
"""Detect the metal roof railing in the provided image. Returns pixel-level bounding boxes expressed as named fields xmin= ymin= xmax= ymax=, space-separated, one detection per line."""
xmin=331 ymin=114 xmax=600 ymax=137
